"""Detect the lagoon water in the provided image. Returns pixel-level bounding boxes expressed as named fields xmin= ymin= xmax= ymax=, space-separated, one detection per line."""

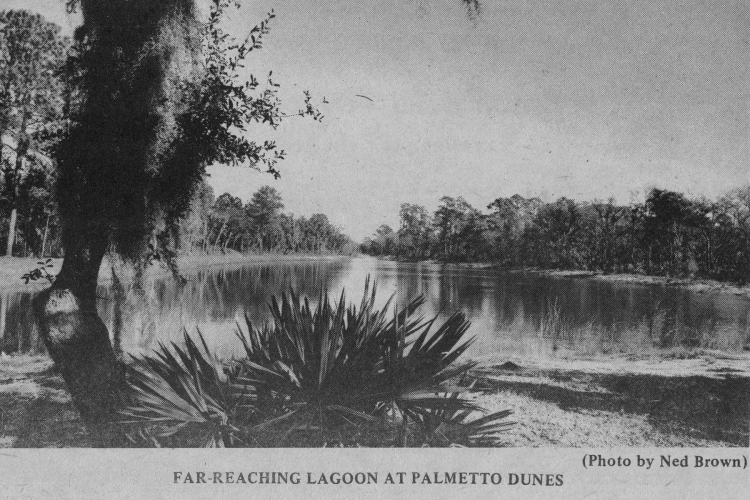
xmin=2 ymin=257 xmax=749 ymax=359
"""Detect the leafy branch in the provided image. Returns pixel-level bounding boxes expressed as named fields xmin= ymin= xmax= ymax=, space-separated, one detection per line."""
xmin=181 ymin=1 xmax=326 ymax=179
xmin=21 ymin=258 xmax=55 ymax=284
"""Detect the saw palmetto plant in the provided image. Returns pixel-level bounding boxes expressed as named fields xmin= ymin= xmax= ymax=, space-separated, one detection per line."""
xmin=121 ymin=280 xmax=513 ymax=447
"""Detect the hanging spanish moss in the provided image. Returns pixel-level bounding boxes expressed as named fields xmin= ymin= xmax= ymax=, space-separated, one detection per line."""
xmin=56 ymin=0 xmax=202 ymax=264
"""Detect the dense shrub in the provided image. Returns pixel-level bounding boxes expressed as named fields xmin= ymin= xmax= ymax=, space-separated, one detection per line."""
xmin=120 ymin=281 xmax=512 ymax=447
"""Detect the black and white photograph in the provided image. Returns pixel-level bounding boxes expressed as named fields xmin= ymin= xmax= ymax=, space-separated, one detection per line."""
xmin=0 ymin=0 xmax=747 ymax=497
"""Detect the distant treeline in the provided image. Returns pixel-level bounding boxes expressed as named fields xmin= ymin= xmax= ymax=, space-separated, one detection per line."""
xmin=361 ymin=188 xmax=750 ymax=283
xmin=0 ymin=180 xmax=355 ymax=257
xmin=179 ymin=183 xmax=356 ymax=255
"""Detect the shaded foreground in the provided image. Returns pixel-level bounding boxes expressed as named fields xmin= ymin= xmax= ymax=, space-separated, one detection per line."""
xmin=472 ymin=359 xmax=749 ymax=447
xmin=1 ymin=353 xmax=746 ymax=447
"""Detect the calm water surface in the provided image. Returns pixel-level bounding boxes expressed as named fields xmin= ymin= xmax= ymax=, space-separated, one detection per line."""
xmin=2 ymin=257 xmax=749 ymax=359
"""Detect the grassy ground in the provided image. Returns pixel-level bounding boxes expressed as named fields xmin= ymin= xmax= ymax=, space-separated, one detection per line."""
xmin=471 ymin=357 xmax=749 ymax=447
xmin=0 ymin=355 xmax=93 ymax=447
xmin=1 ymin=353 xmax=746 ymax=448
xmin=479 ymin=392 xmax=728 ymax=447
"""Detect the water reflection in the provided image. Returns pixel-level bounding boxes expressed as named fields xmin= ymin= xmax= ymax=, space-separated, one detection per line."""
xmin=1 ymin=258 xmax=749 ymax=359
xmin=0 ymin=291 xmax=41 ymax=355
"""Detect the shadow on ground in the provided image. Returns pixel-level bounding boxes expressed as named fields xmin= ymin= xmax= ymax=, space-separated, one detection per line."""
xmin=2 ymin=360 xmax=748 ymax=447
xmin=0 ymin=370 xmax=93 ymax=448
xmin=473 ymin=367 xmax=749 ymax=446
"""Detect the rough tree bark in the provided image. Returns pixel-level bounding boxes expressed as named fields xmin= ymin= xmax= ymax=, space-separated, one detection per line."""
xmin=34 ymin=227 xmax=125 ymax=445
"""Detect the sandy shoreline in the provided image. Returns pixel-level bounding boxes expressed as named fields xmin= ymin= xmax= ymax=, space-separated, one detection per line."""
xmin=537 ymin=270 xmax=750 ymax=298
xmin=474 ymin=349 xmax=750 ymax=380
xmin=1 ymin=350 xmax=747 ymax=447
xmin=384 ymin=257 xmax=750 ymax=298
xmin=501 ymin=268 xmax=750 ymax=299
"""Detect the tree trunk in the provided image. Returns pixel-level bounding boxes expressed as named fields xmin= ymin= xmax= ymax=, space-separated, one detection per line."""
xmin=213 ymin=220 xmax=226 ymax=251
xmin=5 ymin=115 xmax=29 ymax=257
xmin=0 ymin=292 xmax=7 ymax=347
xmin=33 ymin=230 xmax=126 ymax=446
xmin=202 ymin=219 xmax=208 ymax=253
xmin=5 ymin=207 xmax=17 ymax=257
xmin=29 ymin=0 xmax=202 ymax=446
xmin=40 ymin=214 xmax=50 ymax=258
xmin=222 ymin=232 xmax=233 ymax=252
xmin=22 ymin=218 xmax=27 ymax=257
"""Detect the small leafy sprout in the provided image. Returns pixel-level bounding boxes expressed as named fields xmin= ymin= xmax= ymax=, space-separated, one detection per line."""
xmin=21 ymin=259 xmax=55 ymax=285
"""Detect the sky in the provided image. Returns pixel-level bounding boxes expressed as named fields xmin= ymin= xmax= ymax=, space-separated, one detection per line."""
xmin=6 ymin=0 xmax=749 ymax=239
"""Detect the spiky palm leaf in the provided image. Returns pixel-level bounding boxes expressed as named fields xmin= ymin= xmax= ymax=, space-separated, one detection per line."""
xmin=235 ymin=279 xmax=512 ymax=446
xmin=123 ymin=279 xmax=513 ymax=447
xmin=121 ymin=330 xmax=254 ymax=447
xmin=410 ymin=393 xmax=515 ymax=446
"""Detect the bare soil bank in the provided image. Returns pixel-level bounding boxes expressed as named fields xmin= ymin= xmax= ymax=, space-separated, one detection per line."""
xmin=1 ymin=352 xmax=746 ymax=447
xmin=385 ymin=257 xmax=750 ymax=299
xmin=536 ymin=269 xmax=750 ymax=299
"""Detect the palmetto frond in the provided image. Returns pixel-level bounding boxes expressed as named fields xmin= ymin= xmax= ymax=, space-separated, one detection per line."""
xmin=121 ymin=330 xmax=253 ymax=447
xmin=122 ymin=279 xmax=512 ymax=447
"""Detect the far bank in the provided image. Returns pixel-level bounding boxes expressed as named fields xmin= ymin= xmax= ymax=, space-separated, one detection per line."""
xmin=0 ymin=253 xmax=354 ymax=292
xmin=371 ymin=256 xmax=750 ymax=299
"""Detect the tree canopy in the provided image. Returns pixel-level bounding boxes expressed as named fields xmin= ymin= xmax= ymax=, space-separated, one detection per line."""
xmin=362 ymin=187 xmax=750 ymax=283
xmin=0 ymin=10 xmax=68 ymax=256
